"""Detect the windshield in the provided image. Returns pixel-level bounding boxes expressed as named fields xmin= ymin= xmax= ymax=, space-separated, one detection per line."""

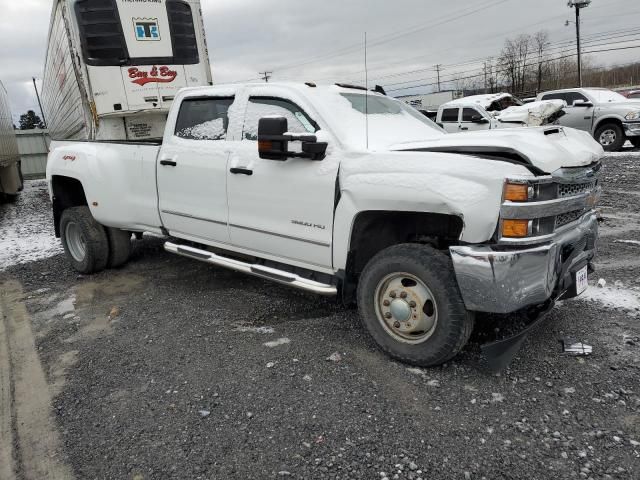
xmin=317 ymin=92 xmax=444 ymax=150
xmin=585 ymin=89 xmax=627 ymax=103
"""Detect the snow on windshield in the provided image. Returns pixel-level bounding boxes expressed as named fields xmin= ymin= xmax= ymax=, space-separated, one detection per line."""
xmin=314 ymin=91 xmax=444 ymax=150
xmin=586 ymin=89 xmax=627 ymax=103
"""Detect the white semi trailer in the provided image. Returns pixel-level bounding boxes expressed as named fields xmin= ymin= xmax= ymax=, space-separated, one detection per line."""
xmin=0 ymin=81 xmax=22 ymax=201
xmin=41 ymin=0 xmax=212 ymax=141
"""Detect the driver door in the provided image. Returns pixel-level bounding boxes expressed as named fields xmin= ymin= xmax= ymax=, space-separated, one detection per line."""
xmin=546 ymin=92 xmax=594 ymax=131
xmin=226 ymin=94 xmax=338 ymax=270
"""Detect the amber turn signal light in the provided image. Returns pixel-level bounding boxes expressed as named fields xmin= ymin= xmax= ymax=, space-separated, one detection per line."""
xmin=504 ymin=183 xmax=529 ymax=202
xmin=502 ymin=219 xmax=530 ymax=238
xmin=258 ymin=140 xmax=272 ymax=151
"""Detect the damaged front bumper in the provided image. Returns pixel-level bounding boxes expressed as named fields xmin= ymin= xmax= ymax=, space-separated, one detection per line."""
xmin=623 ymin=120 xmax=640 ymax=137
xmin=449 ymin=212 xmax=598 ymax=313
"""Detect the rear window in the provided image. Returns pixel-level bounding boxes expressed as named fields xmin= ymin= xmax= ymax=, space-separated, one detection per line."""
xmin=441 ymin=108 xmax=458 ymax=122
xmin=174 ymin=97 xmax=234 ymax=140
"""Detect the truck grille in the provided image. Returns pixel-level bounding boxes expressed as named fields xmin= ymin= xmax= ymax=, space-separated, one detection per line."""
xmin=555 ymin=209 xmax=584 ymax=228
xmin=558 ymin=181 xmax=596 ymax=198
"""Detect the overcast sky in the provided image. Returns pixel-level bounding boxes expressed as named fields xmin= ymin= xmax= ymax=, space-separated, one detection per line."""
xmin=1 ymin=0 xmax=637 ymax=122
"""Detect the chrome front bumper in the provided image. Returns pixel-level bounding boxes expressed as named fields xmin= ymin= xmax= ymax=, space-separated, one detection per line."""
xmin=449 ymin=212 xmax=598 ymax=313
xmin=623 ymin=121 xmax=640 ymax=137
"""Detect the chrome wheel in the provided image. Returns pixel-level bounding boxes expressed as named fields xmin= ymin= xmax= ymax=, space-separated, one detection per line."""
xmin=374 ymin=272 xmax=438 ymax=344
xmin=65 ymin=221 xmax=87 ymax=262
xmin=599 ymin=128 xmax=617 ymax=147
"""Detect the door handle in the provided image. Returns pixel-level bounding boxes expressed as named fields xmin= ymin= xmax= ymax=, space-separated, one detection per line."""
xmin=160 ymin=160 xmax=177 ymax=167
xmin=460 ymin=126 xmax=468 ymax=131
xmin=230 ymin=167 xmax=253 ymax=176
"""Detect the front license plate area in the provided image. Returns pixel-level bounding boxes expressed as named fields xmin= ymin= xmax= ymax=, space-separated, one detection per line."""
xmin=575 ymin=265 xmax=588 ymax=295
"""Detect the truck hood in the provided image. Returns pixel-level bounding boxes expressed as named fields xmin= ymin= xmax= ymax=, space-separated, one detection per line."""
xmin=595 ymin=101 xmax=640 ymax=110
xmin=389 ymin=126 xmax=603 ymax=174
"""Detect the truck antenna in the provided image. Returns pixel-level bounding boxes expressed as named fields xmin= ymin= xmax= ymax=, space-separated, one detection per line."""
xmin=364 ymin=32 xmax=369 ymax=150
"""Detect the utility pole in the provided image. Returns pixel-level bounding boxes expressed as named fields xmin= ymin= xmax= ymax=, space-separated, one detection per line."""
xmin=32 ymin=77 xmax=47 ymax=129
xmin=259 ymin=71 xmax=272 ymax=83
xmin=568 ymin=0 xmax=591 ymax=88
xmin=435 ymin=64 xmax=442 ymax=92
xmin=483 ymin=62 xmax=488 ymax=92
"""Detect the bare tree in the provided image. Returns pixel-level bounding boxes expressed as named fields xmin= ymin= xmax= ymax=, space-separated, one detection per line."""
xmin=498 ymin=34 xmax=532 ymax=93
xmin=533 ymin=30 xmax=551 ymax=93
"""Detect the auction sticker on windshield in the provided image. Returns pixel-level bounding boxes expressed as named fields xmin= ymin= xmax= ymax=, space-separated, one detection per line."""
xmin=576 ymin=265 xmax=589 ymax=295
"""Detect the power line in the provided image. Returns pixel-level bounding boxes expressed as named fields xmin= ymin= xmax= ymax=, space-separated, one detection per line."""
xmin=297 ymin=25 xmax=640 ymax=87
xmin=382 ymin=34 xmax=640 ymax=90
xmin=270 ymin=0 xmax=510 ymax=75
xmin=386 ymin=43 xmax=640 ymax=93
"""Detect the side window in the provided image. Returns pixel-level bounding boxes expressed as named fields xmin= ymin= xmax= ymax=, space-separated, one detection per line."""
xmin=541 ymin=93 xmax=567 ymax=102
xmin=462 ymin=108 xmax=480 ymax=122
xmin=441 ymin=108 xmax=459 ymax=122
xmin=565 ymin=92 xmax=588 ymax=105
xmin=174 ymin=97 xmax=234 ymax=140
xmin=242 ymin=98 xmax=317 ymax=141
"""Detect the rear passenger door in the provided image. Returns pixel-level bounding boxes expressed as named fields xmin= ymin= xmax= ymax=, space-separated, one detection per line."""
xmin=157 ymin=96 xmax=234 ymax=243
xmin=439 ymin=107 xmax=460 ymax=133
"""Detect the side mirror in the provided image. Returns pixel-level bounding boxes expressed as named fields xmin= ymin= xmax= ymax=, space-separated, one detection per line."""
xmin=471 ymin=115 xmax=489 ymax=124
xmin=258 ymin=116 xmax=328 ymax=161
xmin=257 ymin=117 xmax=288 ymax=160
xmin=573 ymin=100 xmax=593 ymax=108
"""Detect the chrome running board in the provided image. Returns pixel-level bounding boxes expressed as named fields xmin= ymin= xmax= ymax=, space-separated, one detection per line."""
xmin=164 ymin=242 xmax=337 ymax=296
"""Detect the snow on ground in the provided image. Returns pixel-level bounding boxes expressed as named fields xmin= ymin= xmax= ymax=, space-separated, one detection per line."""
xmin=0 ymin=180 xmax=63 ymax=271
xmin=578 ymin=284 xmax=640 ymax=315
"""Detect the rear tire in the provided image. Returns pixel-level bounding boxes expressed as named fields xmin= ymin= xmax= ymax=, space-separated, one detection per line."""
xmin=60 ymin=206 xmax=109 ymax=274
xmin=356 ymin=244 xmax=474 ymax=367
xmin=106 ymin=228 xmax=132 ymax=268
xmin=595 ymin=123 xmax=625 ymax=152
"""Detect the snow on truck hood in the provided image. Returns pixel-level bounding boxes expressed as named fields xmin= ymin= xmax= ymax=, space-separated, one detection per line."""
xmin=390 ymin=126 xmax=603 ymax=174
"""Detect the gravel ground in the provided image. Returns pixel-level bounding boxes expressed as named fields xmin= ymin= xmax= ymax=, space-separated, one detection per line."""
xmin=1 ymin=150 xmax=639 ymax=480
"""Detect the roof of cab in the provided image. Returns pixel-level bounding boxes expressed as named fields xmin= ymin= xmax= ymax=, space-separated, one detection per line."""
xmin=441 ymin=92 xmax=512 ymax=109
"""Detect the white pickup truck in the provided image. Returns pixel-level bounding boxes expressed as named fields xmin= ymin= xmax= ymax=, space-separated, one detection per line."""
xmin=436 ymin=93 xmax=566 ymax=133
xmin=46 ymin=83 xmax=603 ymax=366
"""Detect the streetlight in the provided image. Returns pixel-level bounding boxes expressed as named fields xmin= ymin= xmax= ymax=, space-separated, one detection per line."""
xmin=567 ymin=0 xmax=592 ymax=87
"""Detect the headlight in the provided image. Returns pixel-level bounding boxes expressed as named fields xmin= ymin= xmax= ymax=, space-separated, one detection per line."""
xmin=625 ymin=111 xmax=640 ymax=121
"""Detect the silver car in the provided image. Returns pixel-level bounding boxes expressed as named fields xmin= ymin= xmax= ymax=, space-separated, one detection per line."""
xmin=536 ymin=88 xmax=640 ymax=151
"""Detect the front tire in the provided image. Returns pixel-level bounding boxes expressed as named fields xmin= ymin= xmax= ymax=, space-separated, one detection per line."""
xmin=357 ymin=244 xmax=474 ymax=367
xmin=60 ymin=206 xmax=109 ymax=274
xmin=595 ymin=123 xmax=625 ymax=152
